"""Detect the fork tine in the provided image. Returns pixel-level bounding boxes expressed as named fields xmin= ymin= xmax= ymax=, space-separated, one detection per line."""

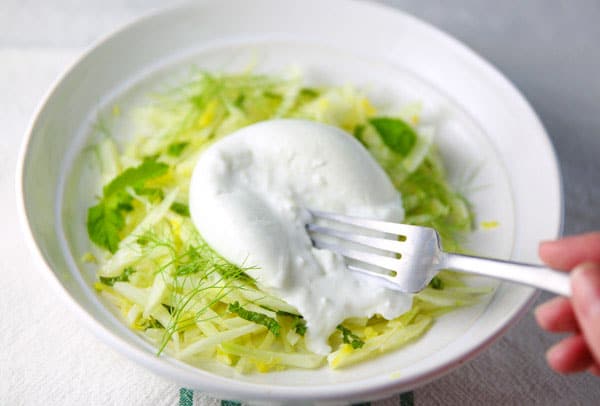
xmin=347 ymin=265 xmax=409 ymax=292
xmin=306 ymin=223 xmax=404 ymax=254
xmin=309 ymin=210 xmax=425 ymax=236
xmin=310 ymin=236 xmax=404 ymax=274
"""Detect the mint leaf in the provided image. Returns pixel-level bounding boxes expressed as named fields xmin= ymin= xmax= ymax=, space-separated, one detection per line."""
xmin=369 ymin=117 xmax=417 ymax=155
xmin=170 ymin=202 xmax=190 ymax=217
xmin=429 ymin=276 xmax=443 ymax=290
xmin=103 ymin=160 xmax=168 ymax=197
xmin=144 ymin=317 xmax=164 ymax=330
xmin=134 ymin=187 xmax=164 ymax=201
xmin=336 ymin=324 xmax=364 ymax=349
xmin=87 ymin=160 xmax=169 ymax=253
xmin=229 ymin=301 xmax=281 ymax=336
xmin=167 ymin=142 xmax=189 ymax=157
xmin=87 ymin=202 xmax=124 ymax=253
xmin=293 ymin=318 xmax=307 ymax=336
xmin=99 ymin=266 xmax=136 ymax=286
xmin=276 ymin=311 xmax=307 ymax=336
xmin=299 ymin=87 xmax=319 ymax=98
xmin=234 ymin=94 xmax=245 ymax=108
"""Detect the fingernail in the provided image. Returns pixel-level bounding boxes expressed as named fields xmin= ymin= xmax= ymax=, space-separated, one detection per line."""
xmin=545 ymin=341 xmax=571 ymax=373
xmin=539 ymin=240 xmax=555 ymax=251
xmin=534 ymin=300 xmax=551 ymax=325
xmin=571 ymin=262 xmax=600 ymax=319
xmin=546 ymin=341 xmax=561 ymax=360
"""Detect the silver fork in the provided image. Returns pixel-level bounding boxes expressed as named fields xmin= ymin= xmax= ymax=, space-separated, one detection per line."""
xmin=306 ymin=210 xmax=571 ymax=297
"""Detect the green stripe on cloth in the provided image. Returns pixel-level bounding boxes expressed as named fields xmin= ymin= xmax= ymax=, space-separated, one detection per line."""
xmin=179 ymin=388 xmax=194 ymax=406
xmin=399 ymin=391 xmax=414 ymax=406
xmin=181 ymin=389 xmax=411 ymax=405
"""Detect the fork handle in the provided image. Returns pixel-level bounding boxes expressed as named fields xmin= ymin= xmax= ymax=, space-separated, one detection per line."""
xmin=441 ymin=253 xmax=571 ymax=297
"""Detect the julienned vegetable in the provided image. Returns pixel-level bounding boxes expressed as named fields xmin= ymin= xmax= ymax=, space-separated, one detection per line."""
xmin=86 ymin=70 xmax=490 ymax=373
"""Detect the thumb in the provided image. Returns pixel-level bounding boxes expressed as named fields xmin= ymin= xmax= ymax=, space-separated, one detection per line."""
xmin=571 ymin=262 xmax=600 ymax=364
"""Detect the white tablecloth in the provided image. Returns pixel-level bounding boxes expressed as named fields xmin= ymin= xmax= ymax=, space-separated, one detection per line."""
xmin=2 ymin=2 xmax=599 ymax=405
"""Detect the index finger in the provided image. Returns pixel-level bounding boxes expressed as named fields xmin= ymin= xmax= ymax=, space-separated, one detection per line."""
xmin=539 ymin=232 xmax=600 ymax=271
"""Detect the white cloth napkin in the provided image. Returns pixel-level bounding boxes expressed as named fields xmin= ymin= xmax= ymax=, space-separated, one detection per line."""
xmin=1 ymin=48 xmax=598 ymax=406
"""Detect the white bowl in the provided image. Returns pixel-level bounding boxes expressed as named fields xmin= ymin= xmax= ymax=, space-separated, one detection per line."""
xmin=17 ymin=0 xmax=562 ymax=403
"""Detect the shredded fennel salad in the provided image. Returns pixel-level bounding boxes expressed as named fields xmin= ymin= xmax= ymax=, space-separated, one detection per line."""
xmin=85 ymin=69 xmax=490 ymax=373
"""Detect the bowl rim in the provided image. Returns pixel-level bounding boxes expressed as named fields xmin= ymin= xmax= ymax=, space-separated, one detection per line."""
xmin=16 ymin=0 xmax=564 ymax=401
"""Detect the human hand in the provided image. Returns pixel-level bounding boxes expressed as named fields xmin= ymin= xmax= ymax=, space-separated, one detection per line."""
xmin=535 ymin=232 xmax=600 ymax=375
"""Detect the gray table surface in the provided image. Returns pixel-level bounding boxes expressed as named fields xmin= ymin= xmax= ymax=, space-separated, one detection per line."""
xmin=1 ymin=0 xmax=599 ymax=404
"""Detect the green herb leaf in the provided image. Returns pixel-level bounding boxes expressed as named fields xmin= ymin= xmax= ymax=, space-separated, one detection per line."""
xmin=135 ymin=187 xmax=165 ymax=201
xmin=353 ymin=124 xmax=367 ymax=147
xmin=99 ymin=266 xmax=136 ymax=286
xmin=369 ymin=117 xmax=417 ymax=155
xmin=116 ymin=198 xmax=134 ymax=212
xmin=300 ymin=87 xmax=320 ymax=98
xmin=229 ymin=301 xmax=281 ymax=336
xmin=276 ymin=311 xmax=307 ymax=336
xmin=145 ymin=317 xmax=164 ymax=330
xmin=214 ymin=262 xmax=253 ymax=282
xmin=103 ymin=160 xmax=168 ymax=197
xmin=170 ymin=202 xmax=190 ymax=217
xmin=175 ymin=247 xmax=205 ymax=276
xmin=353 ymin=124 xmax=365 ymax=138
xmin=336 ymin=324 xmax=364 ymax=349
xmin=263 ymin=91 xmax=282 ymax=101
xmin=87 ymin=202 xmax=124 ymax=254
xmin=293 ymin=319 xmax=307 ymax=336
xmin=136 ymin=235 xmax=150 ymax=246
xmin=167 ymin=142 xmax=189 ymax=157
xmin=87 ymin=160 xmax=169 ymax=253
xmin=162 ymin=304 xmax=175 ymax=314
xmin=429 ymin=276 xmax=444 ymax=290
xmin=234 ymin=94 xmax=245 ymax=108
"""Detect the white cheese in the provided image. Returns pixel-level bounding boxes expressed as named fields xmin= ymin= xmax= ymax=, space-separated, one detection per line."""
xmin=189 ymin=119 xmax=412 ymax=354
